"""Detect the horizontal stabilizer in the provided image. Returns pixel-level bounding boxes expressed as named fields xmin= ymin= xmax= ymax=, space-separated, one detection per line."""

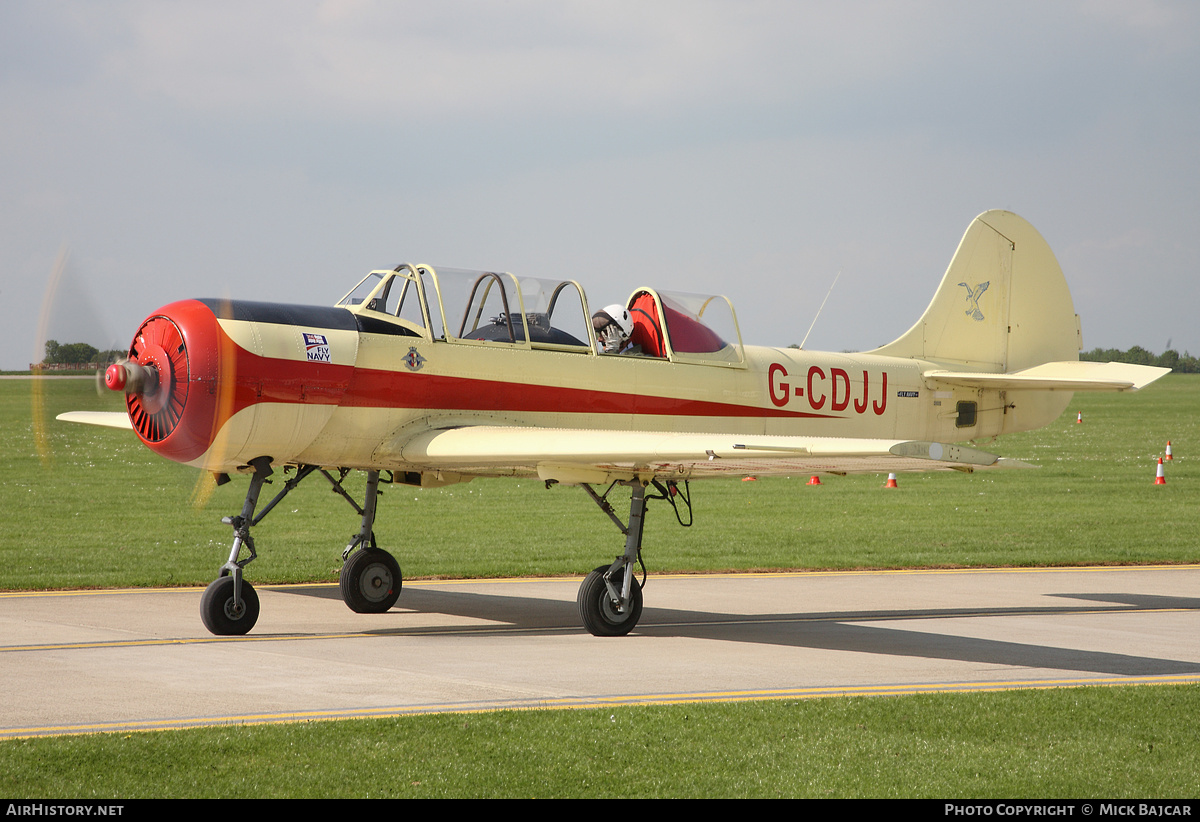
xmin=57 ymin=411 xmax=134 ymax=430
xmin=924 ymin=361 xmax=1170 ymax=392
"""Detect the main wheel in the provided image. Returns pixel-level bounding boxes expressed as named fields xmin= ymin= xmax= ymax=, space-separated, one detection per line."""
xmin=578 ymin=564 xmax=643 ymax=637
xmin=200 ymin=575 xmax=260 ymax=636
xmin=340 ymin=548 xmax=402 ymax=613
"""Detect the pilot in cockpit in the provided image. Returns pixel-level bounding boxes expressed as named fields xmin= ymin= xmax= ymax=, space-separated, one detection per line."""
xmin=592 ymin=304 xmax=638 ymax=354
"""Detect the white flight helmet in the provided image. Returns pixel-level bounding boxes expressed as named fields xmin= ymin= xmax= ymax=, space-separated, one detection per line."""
xmin=602 ymin=304 xmax=634 ymax=338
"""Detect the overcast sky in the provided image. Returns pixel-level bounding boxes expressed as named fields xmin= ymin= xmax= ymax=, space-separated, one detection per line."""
xmin=4 ymin=1 xmax=1198 ymax=369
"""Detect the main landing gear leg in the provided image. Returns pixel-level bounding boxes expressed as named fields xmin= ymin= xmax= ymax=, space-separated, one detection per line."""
xmin=200 ymin=455 xmax=273 ymax=636
xmin=578 ymin=481 xmax=647 ymax=637
xmin=338 ymin=469 xmax=402 ymax=614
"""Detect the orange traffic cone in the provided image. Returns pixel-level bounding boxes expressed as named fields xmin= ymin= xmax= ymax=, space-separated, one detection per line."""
xmin=1076 ymin=412 xmax=1083 ymax=423
xmin=1166 ymin=441 xmax=1173 ymax=460
xmin=1154 ymin=457 xmax=1166 ymax=485
xmin=885 ymin=473 xmax=898 ymax=488
xmin=807 ymin=475 xmax=822 ymax=486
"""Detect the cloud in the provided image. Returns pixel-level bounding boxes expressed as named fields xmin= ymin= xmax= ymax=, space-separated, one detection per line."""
xmin=3 ymin=1 xmax=1199 ymax=368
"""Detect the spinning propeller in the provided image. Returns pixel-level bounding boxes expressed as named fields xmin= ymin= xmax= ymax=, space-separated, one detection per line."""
xmin=32 ymin=249 xmax=238 ymax=510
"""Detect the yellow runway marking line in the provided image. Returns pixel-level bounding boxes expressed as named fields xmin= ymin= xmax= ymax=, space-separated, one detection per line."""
xmin=0 ymin=626 xmax=583 ymax=653
xmin=4 ymin=674 xmax=1199 ymax=740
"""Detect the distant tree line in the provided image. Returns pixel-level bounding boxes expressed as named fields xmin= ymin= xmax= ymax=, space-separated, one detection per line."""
xmin=38 ymin=340 xmax=125 ymax=368
xmin=1081 ymin=346 xmax=1199 ymax=373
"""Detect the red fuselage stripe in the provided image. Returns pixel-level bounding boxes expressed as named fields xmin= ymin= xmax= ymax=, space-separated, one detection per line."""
xmin=227 ymin=343 xmax=839 ymax=421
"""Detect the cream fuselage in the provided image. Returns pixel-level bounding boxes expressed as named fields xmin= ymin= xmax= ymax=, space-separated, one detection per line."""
xmin=186 ymin=307 xmax=1065 ymax=476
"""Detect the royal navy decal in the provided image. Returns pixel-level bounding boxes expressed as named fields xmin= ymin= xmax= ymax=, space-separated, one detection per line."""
xmin=303 ymin=332 xmax=331 ymax=363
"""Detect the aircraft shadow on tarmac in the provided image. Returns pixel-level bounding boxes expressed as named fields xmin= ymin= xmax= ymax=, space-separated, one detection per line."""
xmin=274 ymin=585 xmax=1200 ymax=678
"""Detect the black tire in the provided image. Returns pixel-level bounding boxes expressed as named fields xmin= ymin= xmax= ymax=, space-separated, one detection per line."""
xmin=578 ymin=564 xmax=643 ymax=637
xmin=200 ymin=575 xmax=260 ymax=636
xmin=340 ymin=548 xmax=402 ymax=613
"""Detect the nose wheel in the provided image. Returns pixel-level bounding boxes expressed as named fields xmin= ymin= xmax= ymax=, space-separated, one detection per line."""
xmin=201 ymin=456 xmax=272 ymax=636
xmin=200 ymin=575 xmax=260 ymax=635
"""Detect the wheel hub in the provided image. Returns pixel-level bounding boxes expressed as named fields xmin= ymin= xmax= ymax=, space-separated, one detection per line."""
xmin=358 ymin=563 xmax=393 ymax=602
xmin=600 ymin=590 xmax=631 ymax=623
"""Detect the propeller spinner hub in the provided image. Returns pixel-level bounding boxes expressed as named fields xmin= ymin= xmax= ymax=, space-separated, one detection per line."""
xmin=104 ymin=360 xmax=160 ymax=396
xmin=103 ymin=362 xmax=126 ymax=391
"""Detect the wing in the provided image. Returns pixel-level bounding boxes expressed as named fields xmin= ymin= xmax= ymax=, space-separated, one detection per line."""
xmin=56 ymin=411 xmax=135 ymax=430
xmin=383 ymin=426 xmax=1032 ymax=484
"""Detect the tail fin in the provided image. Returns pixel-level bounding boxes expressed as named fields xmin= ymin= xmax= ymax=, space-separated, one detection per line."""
xmin=871 ymin=210 xmax=1080 ymax=371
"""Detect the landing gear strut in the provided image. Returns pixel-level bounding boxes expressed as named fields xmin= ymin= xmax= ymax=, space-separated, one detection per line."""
xmin=199 ymin=461 xmax=404 ymax=636
xmin=573 ymin=481 xmax=651 ymax=636
xmin=339 ymin=470 xmax=402 ymax=613
xmin=200 ymin=456 xmax=273 ymax=635
xmin=574 ymin=478 xmax=692 ymax=637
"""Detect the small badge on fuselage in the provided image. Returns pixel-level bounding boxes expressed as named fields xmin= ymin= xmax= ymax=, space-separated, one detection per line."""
xmin=303 ymin=332 xmax=331 ymax=363
xmin=405 ymin=347 xmax=426 ymax=371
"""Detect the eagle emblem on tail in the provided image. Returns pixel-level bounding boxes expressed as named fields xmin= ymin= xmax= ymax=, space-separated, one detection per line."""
xmin=958 ymin=281 xmax=989 ymax=321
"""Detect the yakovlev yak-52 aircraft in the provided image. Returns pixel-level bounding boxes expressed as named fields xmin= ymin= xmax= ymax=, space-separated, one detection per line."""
xmin=60 ymin=211 xmax=1168 ymax=637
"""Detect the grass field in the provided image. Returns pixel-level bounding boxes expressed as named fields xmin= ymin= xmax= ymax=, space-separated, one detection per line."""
xmin=2 ymin=375 xmax=1198 ymax=797
xmin=2 ymin=686 xmax=1198 ymax=798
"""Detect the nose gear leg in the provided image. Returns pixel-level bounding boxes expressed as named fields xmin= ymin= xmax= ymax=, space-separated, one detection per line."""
xmin=201 ymin=455 xmax=273 ymax=635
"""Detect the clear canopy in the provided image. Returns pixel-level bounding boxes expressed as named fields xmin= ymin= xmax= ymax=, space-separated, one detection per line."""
xmin=337 ymin=265 xmax=742 ymax=364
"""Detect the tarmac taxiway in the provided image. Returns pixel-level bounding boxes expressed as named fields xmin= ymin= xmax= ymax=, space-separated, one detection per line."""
xmin=2 ymin=565 xmax=1198 ymax=738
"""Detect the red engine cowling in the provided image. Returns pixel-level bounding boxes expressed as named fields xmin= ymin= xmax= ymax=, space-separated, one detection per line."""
xmin=119 ymin=300 xmax=227 ymax=465
xmin=112 ymin=299 xmax=362 ymax=468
